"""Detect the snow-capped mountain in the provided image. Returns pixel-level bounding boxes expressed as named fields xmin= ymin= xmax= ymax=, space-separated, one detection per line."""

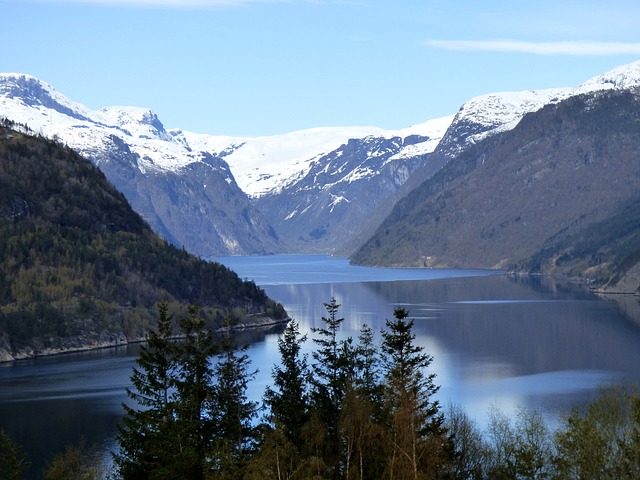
xmin=0 ymin=74 xmax=282 ymax=257
xmin=431 ymin=61 xmax=640 ymax=161
xmin=399 ymin=60 xmax=640 ymax=196
xmin=1 ymin=60 xmax=640 ymax=257
xmin=0 ymin=73 xmax=454 ymax=255
xmin=252 ymin=117 xmax=453 ymax=252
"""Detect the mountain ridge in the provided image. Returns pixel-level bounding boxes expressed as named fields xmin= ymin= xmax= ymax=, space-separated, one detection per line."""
xmin=2 ymin=61 xmax=640 ymax=259
xmin=351 ymin=87 xmax=640 ymax=293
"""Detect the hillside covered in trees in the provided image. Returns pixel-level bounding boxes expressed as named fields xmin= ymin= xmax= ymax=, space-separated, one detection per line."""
xmin=0 ymin=120 xmax=286 ymax=361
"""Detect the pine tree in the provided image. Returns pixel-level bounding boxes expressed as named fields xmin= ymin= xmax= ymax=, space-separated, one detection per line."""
xmin=339 ymin=324 xmax=387 ymax=480
xmin=264 ymin=319 xmax=310 ymax=446
xmin=380 ymin=307 xmax=450 ymax=480
xmin=173 ymin=304 xmax=217 ymax=479
xmin=114 ymin=302 xmax=180 ymax=480
xmin=353 ymin=324 xmax=383 ymax=412
xmin=0 ymin=429 xmax=30 ymax=480
xmin=310 ymin=297 xmax=348 ymax=420
xmin=208 ymin=313 xmax=259 ymax=479
xmin=310 ymin=297 xmax=352 ymax=478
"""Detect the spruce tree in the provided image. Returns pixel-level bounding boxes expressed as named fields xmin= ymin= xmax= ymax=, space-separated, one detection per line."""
xmin=338 ymin=324 xmax=387 ymax=480
xmin=353 ymin=324 xmax=382 ymax=411
xmin=173 ymin=304 xmax=217 ymax=479
xmin=310 ymin=297 xmax=348 ymax=419
xmin=264 ymin=319 xmax=310 ymax=446
xmin=208 ymin=313 xmax=259 ymax=479
xmin=0 ymin=430 xmax=30 ymax=480
xmin=310 ymin=297 xmax=357 ymax=478
xmin=114 ymin=302 xmax=180 ymax=480
xmin=380 ymin=307 xmax=450 ymax=479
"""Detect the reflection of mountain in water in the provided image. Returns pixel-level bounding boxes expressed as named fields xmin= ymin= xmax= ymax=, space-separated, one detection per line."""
xmin=266 ymin=274 xmax=640 ymax=388
xmin=363 ymin=275 xmax=640 ymax=382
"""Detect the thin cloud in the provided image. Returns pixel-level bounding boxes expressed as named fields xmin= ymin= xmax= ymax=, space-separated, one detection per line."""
xmin=25 ymin=0 xmax=286 ymax=6
xmin=423 ymin=39 xmax=640 ymax=56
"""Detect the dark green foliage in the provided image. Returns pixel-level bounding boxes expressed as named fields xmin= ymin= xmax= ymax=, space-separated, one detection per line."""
xmin=208 ymin=313 xmax=259 ymax=477
xmin=0 ymin=123 xmax=286 ymax=357
xmin=310 ymin=297 xmax=353 ymax=476
xmin=257 ymin=301 xmax=451 ymax=480
xmin=381 ymin=307 xmax=443 ymax=436
xmin=0 ymin=429 xmax=30 ymax=480
xmin=114 ymin=303 xmax=182 ymax=480
xmin=115 ymin=304 xmax=260 ymax=480
xmin=380 ymin=307 xmax=451 ymax=479
xmin=264 ymin=320 xmax=310 ymax=447
xmin=173 ymin=305 xmax=217 ymax=479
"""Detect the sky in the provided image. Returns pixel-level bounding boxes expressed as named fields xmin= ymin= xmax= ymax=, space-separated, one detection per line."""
xmin=3 ymin=0 xmax=640 ymax=137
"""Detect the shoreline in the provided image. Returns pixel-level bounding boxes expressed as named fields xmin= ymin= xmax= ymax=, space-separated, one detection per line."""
xmin=0 ymin=315 xmax=290 ymax=365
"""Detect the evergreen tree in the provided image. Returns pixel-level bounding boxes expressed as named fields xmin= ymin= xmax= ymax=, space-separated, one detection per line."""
xmin=208 ymin=313 xmax=259 ymax=479
xmin=0 ymin=429 xmax=30 ymax=480
xmin=173 ymin=304 xmax=217 ymax=479
xmin=264 ymin=319 xmax=310 ymax=446
xmin=338 ymin=324 xmax=387 ymax=480
xmin=114 ymin=302 xmax=181 ymax=479
xmin=353 ymin=324 xmax=383 ymax=413
xmin=380 ymin=307 xmax=450 ymax=480
xmin=310 ymin=297 xmax=352 ymax=478
xmin=310 ymin=297 xmax=349 ymax=420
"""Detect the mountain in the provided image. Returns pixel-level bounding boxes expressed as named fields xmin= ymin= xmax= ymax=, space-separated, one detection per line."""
xmin=251 ymin=117 xmax=453 ymax=252
xmin=0 ymin=74 xmax=281 ymax=257
xmin=352 ymin=83 xmax=640 ymax=292
xmin=0 ymin=120 xmax=287 ymax=361
xmin=0 ymin=73 xmax=455 ymax=256
xmin=3 ymin=62 xmax=640 ymax=264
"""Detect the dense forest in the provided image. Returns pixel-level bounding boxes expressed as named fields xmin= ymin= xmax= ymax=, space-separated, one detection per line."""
xmin=2 ymin=300 xmax=640 ymax=480
xmin=0 ymin=120 xmax=286 ymax=360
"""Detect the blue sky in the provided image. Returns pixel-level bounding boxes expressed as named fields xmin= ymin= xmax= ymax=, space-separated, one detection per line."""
xmin=3 ymin=0 xmax=640 ymax=136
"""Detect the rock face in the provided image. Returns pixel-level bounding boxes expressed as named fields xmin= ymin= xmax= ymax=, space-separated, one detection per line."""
xmin=254 ymin=128 xmax=449 ymax=253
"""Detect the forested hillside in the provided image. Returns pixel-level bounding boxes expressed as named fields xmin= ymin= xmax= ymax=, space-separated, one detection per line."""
xmin=352 ymin=89 xmax=640 ymax=293
xmin=0 ymin=120 xmax=286 ymax=361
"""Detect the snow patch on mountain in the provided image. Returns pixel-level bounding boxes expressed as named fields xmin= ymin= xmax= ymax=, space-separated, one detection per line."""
xmin=386 ymin=115 xmax=455 ymax=163
xmin=575 ymin=60 xmax=640 ymax=93
xmin=450 ymin=60 xmax=640 ymax=152
xmin=453 ymin=88 xmax=570 ymax=145
xmin=3 ymin=59 xmax=640 ymax=200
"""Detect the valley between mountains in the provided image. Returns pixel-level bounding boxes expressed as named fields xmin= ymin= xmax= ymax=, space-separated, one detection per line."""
xmin=2 ymin=61 xmax=640 ymax=294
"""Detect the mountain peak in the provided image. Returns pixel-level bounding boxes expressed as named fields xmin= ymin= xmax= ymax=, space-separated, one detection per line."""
xmin=576 ymin=60 xmax=640 ymax=93
xmin=98 ymin=105 xmax=167 ymax=140
xmin=0 ymin=73 xmax=92 ymax=122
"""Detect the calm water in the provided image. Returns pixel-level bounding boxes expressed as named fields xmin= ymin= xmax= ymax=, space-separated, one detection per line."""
xmin=2 ymin=254 xmax=640 ymax=477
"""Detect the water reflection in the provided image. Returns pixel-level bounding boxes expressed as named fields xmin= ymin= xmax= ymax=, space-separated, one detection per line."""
xmin=262 ymin=274 xmax=640 ymax=427
xmin=2 ymin=267 xmax=640 ymax=478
